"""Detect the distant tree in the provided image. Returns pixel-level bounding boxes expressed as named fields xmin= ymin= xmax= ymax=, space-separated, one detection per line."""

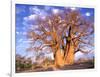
xmin=27 ymin=9 xmax=94 ymax=67
xmin=16 ymin=54 xmax=32 ymax=72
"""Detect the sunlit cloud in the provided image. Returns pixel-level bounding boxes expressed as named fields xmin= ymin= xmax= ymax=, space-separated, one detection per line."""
xmin=22 ymin=31 xmax=27 ymax=35
xmin=24 ymin=14 xmax=38 ymax=21
xmin=29 ymin=6 xmax=48 ymax=16
xmin=18 ymin=38 xmax=23 ymax=43
xmin=16 ymin=31 xmax=20 ymax=35
xmin=29 ymin=6 xmax=40 ymax=14
xmin=85 ymin=12 xmax=91 ymax=16
xmin=41 ymin=15 xmax=46 ymax=20
xmin=52 ymin=8 xmax=60 ymax=14
xmin=70 ymin=7 xmax=77 ymax=11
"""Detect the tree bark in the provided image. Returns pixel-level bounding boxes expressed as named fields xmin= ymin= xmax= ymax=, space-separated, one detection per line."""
xmin=64 ymin=42 xmax=75 ymax=65
xmin=55 ymin=48 xmax=64 ymax=67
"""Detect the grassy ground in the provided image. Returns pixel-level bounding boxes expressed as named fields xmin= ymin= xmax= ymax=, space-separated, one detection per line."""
xmin=16 ymin=61 xmax=94 ymax=73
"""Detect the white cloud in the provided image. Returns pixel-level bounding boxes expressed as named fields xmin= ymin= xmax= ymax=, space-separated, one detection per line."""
xmin=18 ymin=38 xmax=23 ymax=43
xmin=16 ymin=31 xmax=20 ymax=35
xmin=70 ymin=7 xmax=77 ymax=11
xmin=75 ymin=52 xmax=83 ymax=60
xmin=65 ymin=7 xmax=77 ymax=11
xmin=23 ymin=17 xmax=28 ymax=21
xmin=41 ymin=15 xmax=46 ymax=19
xmin=29 ymin=14 xmax=38 ymax=20
xmin=22 ymin=31 xmax=27 ymax=35
xmin=22 ymin=40 xmax=32 ymax=43
xmin=16 ymin=31 xmax=27 ymax=36
xmin=85 ymin=12 xmax=91 ymax=16
xmin=23 ymin=6 xmax=49 ymax=24
xmin=52 ymin=8 xmax=60 ymax=14
xmin=29 ymin=6 xmax=48 ymax=16
xmin=24 ymin=14 xmax=38 ymax=22
xmin=23 ymin=12 xmax=47 ymax=22
xmin=29 ymin=6 xmax=40 ymax=14
xmin=75 ymin=50 xmax=94 ymax=61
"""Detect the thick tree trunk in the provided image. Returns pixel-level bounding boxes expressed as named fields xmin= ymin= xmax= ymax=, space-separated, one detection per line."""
xmin=55 ymin=48 xmax=64 ymax=67
xmin=63 ymin=26 xmax=75 ymax=65
xmin=64 ymin=43 xmax=74 ymax=65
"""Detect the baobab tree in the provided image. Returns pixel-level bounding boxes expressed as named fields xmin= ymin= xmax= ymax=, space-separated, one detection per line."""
xmin=27 ymin=9 xmax=94 ymax=67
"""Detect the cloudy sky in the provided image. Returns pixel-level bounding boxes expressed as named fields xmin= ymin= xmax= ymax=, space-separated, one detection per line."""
xmin=15 ymin=4 xmax=94 ymax=61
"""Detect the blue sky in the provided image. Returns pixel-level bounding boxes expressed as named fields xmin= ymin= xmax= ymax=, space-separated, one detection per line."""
xmin=15 ymin=4 xmax=94 ymax=60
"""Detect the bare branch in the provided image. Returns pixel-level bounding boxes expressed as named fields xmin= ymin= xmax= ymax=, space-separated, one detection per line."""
xmin=78 ymin=48 xmax=92 ymax=54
